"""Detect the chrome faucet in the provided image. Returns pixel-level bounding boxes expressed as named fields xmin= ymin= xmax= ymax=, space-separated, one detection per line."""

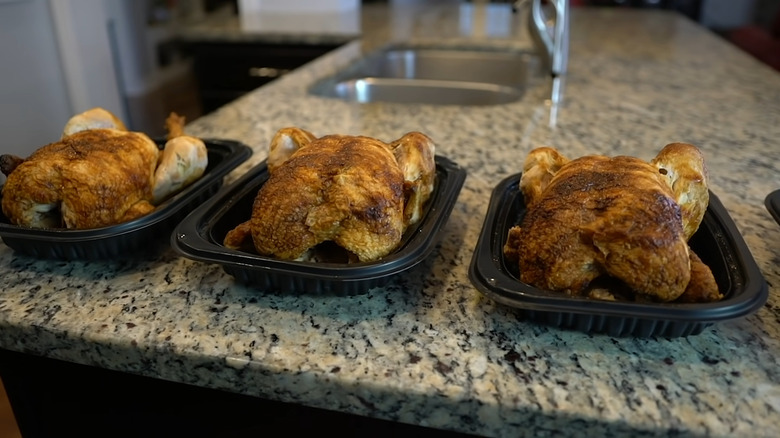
xmin=522 ymin=0 xmax=570 ymax=78
xmin=515 ymin=0 xmax=569 ymax=118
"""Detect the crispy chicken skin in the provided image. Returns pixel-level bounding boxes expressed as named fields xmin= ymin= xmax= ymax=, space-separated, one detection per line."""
xmin=61 ymin=107 xmax=127 ymax=137
xmin=504 ymin=143 xmax=721 ymax=303
xmin=650 ymin=142 xmax=709 ymax=240
xmin=1 ymin=108 xmax=207 ymax=229
xmin=675 ymin=251 xmax=723 ymax=303
xmin=2 ymin=128 xmax=159 ymax=229
xmin=224 ymin=128 xmax=436 ymax=262
xmin=390 ymin=132 xmax=437 ymax=225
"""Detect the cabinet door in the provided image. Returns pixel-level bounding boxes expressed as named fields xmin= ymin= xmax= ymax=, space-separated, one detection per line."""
xmin=185 ymin=41 xmax=344 ymax=112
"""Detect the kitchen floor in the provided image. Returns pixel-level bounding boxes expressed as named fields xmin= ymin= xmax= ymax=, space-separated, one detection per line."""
xmin=0 ymin=378 xmax=21 ymax=438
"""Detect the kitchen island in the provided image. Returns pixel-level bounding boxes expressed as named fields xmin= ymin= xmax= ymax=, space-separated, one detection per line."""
xmin=1 ymin=2 xmax=780 ymax=437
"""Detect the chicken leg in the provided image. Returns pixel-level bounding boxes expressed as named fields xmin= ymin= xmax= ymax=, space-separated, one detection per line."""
xmin=151 ymin=113 xmax=208 ymax=204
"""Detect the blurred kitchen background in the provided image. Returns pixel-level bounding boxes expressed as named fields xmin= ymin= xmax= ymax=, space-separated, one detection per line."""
xmin=0 ymin=0 xmax=778 ymax=162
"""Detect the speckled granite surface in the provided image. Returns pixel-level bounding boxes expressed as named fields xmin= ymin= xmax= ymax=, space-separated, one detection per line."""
xmin=2 ymin=3 xmax=780 ymax=437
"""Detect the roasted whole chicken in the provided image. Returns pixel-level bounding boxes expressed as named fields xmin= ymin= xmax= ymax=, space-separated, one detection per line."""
xmin=0 ymin=108 xmax=207 ymax=229
xmin=503 ymin=143 xmax=722 ymax=303
xmin=224 ymin=127 xmax=436 ymax=262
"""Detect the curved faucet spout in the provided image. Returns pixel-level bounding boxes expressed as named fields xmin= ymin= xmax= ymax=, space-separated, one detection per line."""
xmin=524 ymin=0 xmax=570 ymax=78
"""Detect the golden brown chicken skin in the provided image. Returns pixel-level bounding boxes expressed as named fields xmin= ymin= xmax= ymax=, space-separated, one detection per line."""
xmin=2 ymin=128 xmax=159 ymax=229
xmin=504 ymin=144 xmax=720 ymax=303
xmin=675 ymin=251 xmax=723 ymax=303
xmin=224 ymin=128 xmax=436 ymax=262
xmin=650 ymin=142 xmax=710 ymax=240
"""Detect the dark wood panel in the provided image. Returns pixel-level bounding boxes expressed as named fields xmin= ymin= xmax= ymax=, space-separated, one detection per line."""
xmin=0 ymin=349 xmax=476 ymax=438
xmin=180 ymin=41 xmax=346 ymax=113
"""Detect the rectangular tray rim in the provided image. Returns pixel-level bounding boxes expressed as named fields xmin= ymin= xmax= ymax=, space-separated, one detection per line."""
xmin=172 ymin=154 xmax=467 ymax=283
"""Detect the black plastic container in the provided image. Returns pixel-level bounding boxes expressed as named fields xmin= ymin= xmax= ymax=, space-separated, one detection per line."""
xmin=0 ymin=138 xmax=252 ymax=260
xmin=469 ymin=173 xmax=768 ymax=338
xmin=172 ymin=156 xmax=467 ymax=295
xmin=765 ymin=189 xmax=780 ymax=226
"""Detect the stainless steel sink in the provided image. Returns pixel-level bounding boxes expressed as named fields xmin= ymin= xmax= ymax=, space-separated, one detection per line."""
xmin=309 ymin=47 xmax=539 ymax=106
xmin=322 ymin=78 xmax=525 ymax=106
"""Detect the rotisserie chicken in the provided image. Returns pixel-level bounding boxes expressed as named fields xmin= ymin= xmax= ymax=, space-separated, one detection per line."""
xmin=1 ymin=108 xmax=207 ymax=229
xmin=224 ymin=127 xmax=436 ymax=262
xmin=503 ymin=143 xmax=722 ymax=303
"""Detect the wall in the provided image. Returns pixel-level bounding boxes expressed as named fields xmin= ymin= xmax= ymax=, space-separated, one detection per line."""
xmin=0 ymin=0 xmax=133 ymax=179
xmin=0 ymin=0 xmax=73 ymax=161
xmin=699 ymin=0 xmax=758 ymax=30
xmin=49 ymin=0 xmax=128 ymax=122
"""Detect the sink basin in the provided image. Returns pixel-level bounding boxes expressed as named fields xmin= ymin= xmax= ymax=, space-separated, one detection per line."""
xmin=322 ymin=78 xmax=524 ymax=106
xmin=309 ymin=47 xmax=539 ymax=106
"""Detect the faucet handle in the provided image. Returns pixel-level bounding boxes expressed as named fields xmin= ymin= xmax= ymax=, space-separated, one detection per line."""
xmin=528 ymin=0 xmax=569 ymax=77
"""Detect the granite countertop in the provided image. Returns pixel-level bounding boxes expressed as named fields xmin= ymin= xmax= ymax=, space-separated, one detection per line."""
xmin=2 ymin=2 xmax=780 ymax=437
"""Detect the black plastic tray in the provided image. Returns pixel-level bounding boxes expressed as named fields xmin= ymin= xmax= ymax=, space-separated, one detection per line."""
xmin=765 ymin=189 xmax=780 ymax=226
xmin=0 ymin=138 xmax=252 ymax=260
xmin=468 ymin=173 xmax=768 ymax=338
xmin=172 ymin=155 xmax=467 ymax=295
